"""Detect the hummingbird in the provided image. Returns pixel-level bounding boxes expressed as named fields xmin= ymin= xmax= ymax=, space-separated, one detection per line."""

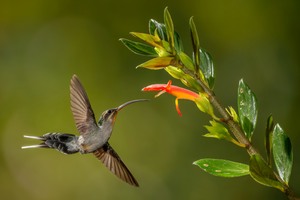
xmin=22 ymin=74 xmax=148 ymax=187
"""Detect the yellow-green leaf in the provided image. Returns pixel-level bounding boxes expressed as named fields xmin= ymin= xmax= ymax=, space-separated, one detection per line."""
xmin=226 ymin=106 xmax=239 ymax=123
xmin=195 ymin=93 xmax=218 ymax=120
xmin=178 ymin=52 xmax=195 ymax=71
xmin=137 ymin=56 xmax=175 ymax=70
xmin=130 ymin=32 xmax=161 ymax=48
xmin=204 ymin=120 xmax=242 ymax=146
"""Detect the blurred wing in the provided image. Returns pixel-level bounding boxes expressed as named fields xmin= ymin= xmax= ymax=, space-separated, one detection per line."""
xmin=70 ymin=74 xmax=98 ymax=136
xmin=93 ymin=143 xmax=139 ymax=187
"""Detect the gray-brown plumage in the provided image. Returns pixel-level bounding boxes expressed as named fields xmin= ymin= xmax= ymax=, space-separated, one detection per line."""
xmin=22 ymin=74 xmax=147 ymax=187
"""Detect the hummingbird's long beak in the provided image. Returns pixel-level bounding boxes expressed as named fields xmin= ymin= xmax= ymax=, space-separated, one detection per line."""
xmin=116 ymin=99 xmax=149 ymax=112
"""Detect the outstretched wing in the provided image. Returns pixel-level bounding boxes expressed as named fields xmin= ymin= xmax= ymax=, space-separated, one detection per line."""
xmin=93 ymin=143 xmax=139 ymax=187
xmin=70 ymin=74 xmax=98 ymax=136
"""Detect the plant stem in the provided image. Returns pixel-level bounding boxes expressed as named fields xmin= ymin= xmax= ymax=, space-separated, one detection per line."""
xmin=179 ymin=65 xmax=300 ymax=199
xmin=179 ymin=65 xmax=258 ymax=155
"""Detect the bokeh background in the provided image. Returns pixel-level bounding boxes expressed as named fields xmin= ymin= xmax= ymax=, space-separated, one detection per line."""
xmin=1 ymin=1 xmax=299 ymax=199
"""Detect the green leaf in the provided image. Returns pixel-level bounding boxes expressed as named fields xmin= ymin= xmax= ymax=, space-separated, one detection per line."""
xmin=174 ymin=31 xmax=183 ymax=53
xmin=249 ymin=154 xmax=285 ymax=191
xmin=149 ymin=19 xmax=167 ymax=40
xmin=119 ymin=38 xmax=157 ymax=56
xmin=272 ymin=124 xmax=293 ymax=184
xmin=189 ymin=17 xmax=200 ymax=73
xmin=237 ymin=79 xmax=258 ymax=140
xmin=164 ymin=7 xmax=175 ymax=53
xmin=178 ymin=52 xmax=195 ymax=71
xmin=165 ymin=66 xmax=204 ymax=92
xmin=179 ymin=73 xmax=204 ymax=92
xmin=195 ymin=93 xmax=216 ymax=117
xmin=265 ymin=115 xmax=274 ymax=166
xmin=165 ymin=66 xmax=185 ymax=80
xmin=199 ymin=48 xmax=215 ymax=89
xmin=149 ymin=19 xmax=183 ymax=53
xmin=137 ymin=56 xmax=175 ymax=70
xmin=193 ymin=159 xmax=249 ymax=177
xmin=204 ymin=120 xmax=242 ymax=146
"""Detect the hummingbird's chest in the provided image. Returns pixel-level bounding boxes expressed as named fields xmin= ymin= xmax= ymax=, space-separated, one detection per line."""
xmin=78 ymin=128 xmax=112 ymax=153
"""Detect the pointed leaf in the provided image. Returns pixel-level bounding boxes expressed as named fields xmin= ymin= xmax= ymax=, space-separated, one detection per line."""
xmin=137 ymin=56 xmax=175 ymax=70
xmin=204 ymin=120 xmax=242 ymax=146
xmin=149 ymin=19 xmax=183 ymax=53
xmin=226 ymin=106 xmax=239 ymax=123
xmin=130 ymin=32 xmax=162 ymax=48
xmin=189 ymin=17 xmax=200 ymax=73
xmin=265 ymin=115 xmax=274 ymax=166
xmin=165 ymin=66 xmax=185 ymax=80
xmin=164 ymin=7 xmax=175 ymax=53
xmin=174 ymin=31 xmax=183 ymax=53
xmin=195 ymin=93 xmax=217 ymax=120
xmin=237 ymin=79 xmax=258 ymax=140
xmin=149 ymin=19 xmax=167 ymax=41
xmin=199 ymin=48 xmax=215 ymax=89
xmin=119 ymin=38 xmax=157 ymax=56
xmin=178 ymin=52 xmax=195 ymax=71
xmin=249 ymin=154 xmax=285 ymax=191
xmin=193 ymin=159 xmax=249 ymax=177
xmin=272 ymin=124 xmax=293 ymax=184
xmin=165 ymin=66 xmax=204 ymax=92
xmin=179 ymin=73 xmax=204 ymax=92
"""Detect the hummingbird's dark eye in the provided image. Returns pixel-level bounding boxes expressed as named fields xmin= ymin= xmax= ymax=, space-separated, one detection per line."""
xmin=105 ymin=109 xmax=115 ymax=118
xmin=105 ymin=110 xmax=113 ymax=117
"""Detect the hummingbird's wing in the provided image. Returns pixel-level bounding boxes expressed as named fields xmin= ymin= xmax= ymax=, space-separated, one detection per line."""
xmin=93 ymin=143 xmax=139 ymax=187
xmin=70 ymin=74 xmax=98 ymax=137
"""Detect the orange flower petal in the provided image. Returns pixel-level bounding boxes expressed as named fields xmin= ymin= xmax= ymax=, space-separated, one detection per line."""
xmin=142 ymin=80 xmax=200 ymax=116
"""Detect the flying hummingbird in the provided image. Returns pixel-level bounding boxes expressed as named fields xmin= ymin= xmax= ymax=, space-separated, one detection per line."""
xmin=22 ymin=74 xmax=148 ymax=187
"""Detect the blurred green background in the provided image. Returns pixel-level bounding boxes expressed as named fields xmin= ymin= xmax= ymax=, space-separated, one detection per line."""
xmin=1 ymin=1 xmax=299 ymax=199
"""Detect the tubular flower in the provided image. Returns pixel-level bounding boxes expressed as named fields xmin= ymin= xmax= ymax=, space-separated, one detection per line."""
xmin=142 ymin=80 xmax=200 ymax=116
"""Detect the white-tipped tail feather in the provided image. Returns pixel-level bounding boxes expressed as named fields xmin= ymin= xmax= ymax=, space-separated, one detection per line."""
xmin=21 ymin=144 xmax=47 ymax=149
xmin=23 ymin=135 xmax=44 ymax=140
xmin=22 ymin=135 xmax=47 ymax=149
xmin=22 ymin=133 xmax=80 ymax=154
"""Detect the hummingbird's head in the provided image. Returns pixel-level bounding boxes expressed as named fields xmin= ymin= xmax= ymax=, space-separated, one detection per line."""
xmin=98 ymin=108 xmax=118 ymax=127
xmin=97 ymin=99 xmax=149 ymax=126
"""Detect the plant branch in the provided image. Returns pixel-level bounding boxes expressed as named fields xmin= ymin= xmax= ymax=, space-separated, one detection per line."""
xmin=179 ymin=63 xmax=299 ymax=200
xmin=178 ymin=63 xmax=258 ymax=155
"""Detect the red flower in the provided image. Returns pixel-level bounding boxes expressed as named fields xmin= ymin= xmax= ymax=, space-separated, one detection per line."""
xmin=142 ymin=80 xmax=199 ymax=116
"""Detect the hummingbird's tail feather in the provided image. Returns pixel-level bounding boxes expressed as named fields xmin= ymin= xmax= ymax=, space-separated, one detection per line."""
xmin=21 ymin=144 xmax=48 ymax=149
xmin=93 ymin=143 xmax=139 ymax=187
xmin=23 ymin=135 xmax=45 ymax=140
xmin=22 ymin=133 xmax=80 ymax=154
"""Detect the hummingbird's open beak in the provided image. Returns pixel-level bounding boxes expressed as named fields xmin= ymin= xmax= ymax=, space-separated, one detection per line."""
xmin=116 ymin=99 xmax=149 ymax=112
